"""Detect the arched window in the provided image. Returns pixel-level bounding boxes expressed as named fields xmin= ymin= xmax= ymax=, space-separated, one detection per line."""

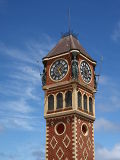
xmin=65 ymin=91 xmax=72 ymax=107
xmin=57 ymin=93 xmax=63 ymax=109
xmin=78 ymin=91 xmax=82 ymax=108
xmin=48 ymin=95 xmax=54 ymax=111
xmin=83 ymin=94 xmax=87 ymax=111
xmin=89 ymin=97 xmax=93 ymax=113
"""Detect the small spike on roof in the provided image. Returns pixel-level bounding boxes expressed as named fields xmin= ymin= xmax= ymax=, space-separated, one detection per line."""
xmin=43 ymin=34 xmax=95 ymax=61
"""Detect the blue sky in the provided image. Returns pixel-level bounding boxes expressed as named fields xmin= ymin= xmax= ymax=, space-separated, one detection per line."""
xmin=0 ymin=0 xmax=120 ymax=160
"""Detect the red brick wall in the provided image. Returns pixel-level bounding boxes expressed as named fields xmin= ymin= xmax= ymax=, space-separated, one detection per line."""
xmin=45 ymin=53 xmax=95 ymax=89
xmin=46 ymin=115 xmax=74 ymax=160
xmin=46 ymin=54 xmax=72 ymax=86
xmin=76 ymin=115 xmax=94 ymax=160
xmin=46 ymin=114 xmax=95 ymax=160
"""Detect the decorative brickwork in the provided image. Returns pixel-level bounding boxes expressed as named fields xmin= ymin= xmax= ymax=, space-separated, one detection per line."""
xmin=76 ymin=116 xmax=94 ymax=160
xmin=46 ymin=116 xmax=74 ymax=160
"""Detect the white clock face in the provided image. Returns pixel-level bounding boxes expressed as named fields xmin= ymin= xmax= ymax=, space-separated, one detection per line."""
xmin=80 ymin=61 xmax=92 ymax=83
xmin=50 ymin=59 xmax=68 ymax=81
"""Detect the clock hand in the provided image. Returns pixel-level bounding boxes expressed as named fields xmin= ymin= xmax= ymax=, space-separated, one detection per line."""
xmin=59 ymin=64 xmax=63 ymax=70
xmin=58 ymin=68 xmax=62 ymax=75
xmin=57 ymin=65 xmax=63 ymax=75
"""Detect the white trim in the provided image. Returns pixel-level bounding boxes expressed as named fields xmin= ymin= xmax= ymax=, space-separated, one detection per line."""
xmin=72 ymin=84 xmax=77 ymax=110
xmin=80 ymin=52 xmax=96 ymax=65
xmin=62 ymin=134 xmax=71 ymax=148
xmin=81 ymin=123 xmax=89 ymax=137
xmin=56 ymin=91 xmax=64 ymax=96
xmin=78 ymin=134 xmax=84 ymax=149
xmin=70 ymin=50 xmax=80 ymax=53
xmin=55 ymin=122 xmax=66 ymax=136
xmin=45 ymin=122 xmax=49 ymax=160
xmin=50 ymin=136 xmax=58 ymax=149
xmin=56 ymin=147 xmax=64 ymax=160
xmin=43 ymin=79 xmax=94 ymax=93
xmin=92 ymin=123 xmax=95 ymax=160
xmin=72 ymin=116 xmax=78 ymax=159
xmin=43 ymin=49 xmax=96 ymax=65
xmin=83 ymin=147 xmax=88 ymax=160
xmin=43 ymin=51 xmax=70 ymax=61
xmin=87 ymin=137 xmax=92 ymax=151
xmin=44 ymin=91 xmax=48 ymax=116
xmin=63 ymin=92 xmax=65 ymax=109
xmin=44 ymin=109 xmax=95 ymax=121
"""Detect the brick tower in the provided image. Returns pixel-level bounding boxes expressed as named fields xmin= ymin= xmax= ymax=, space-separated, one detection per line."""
xmin=42 ymin=34 xmax=97 ymax=160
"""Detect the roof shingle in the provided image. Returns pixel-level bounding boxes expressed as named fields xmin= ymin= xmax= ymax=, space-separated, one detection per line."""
xmin=43 ymin=34 xmax=94 ymax=61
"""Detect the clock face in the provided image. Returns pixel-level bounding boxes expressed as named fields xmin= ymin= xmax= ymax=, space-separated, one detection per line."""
xmin=50 ymin=59 xmax=68 ymax=81
xmin=80 ymin=61 xmax=92 ymax=83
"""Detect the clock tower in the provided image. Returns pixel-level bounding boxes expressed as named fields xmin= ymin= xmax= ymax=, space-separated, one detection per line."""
xmin=42 ymin=33 xmax=97 ymax=160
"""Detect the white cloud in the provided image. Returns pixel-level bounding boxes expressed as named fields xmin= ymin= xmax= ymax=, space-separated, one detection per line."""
xmin=0 ymin=35 xmax=55 ymax=66
xmin=0 ymin=152 xmax=17 ymax=159
xmin=0 ymin=113 xmax=43 ymax=131
xmin=10 ymin=65 xmax=40 ymax=84
xmin=0 ymin=34 xmax=54 ymax=131
xmin=32 ymin=148 xmax=45 ymax=160
xmin=97 ymin=75 xmax=120 ymax=112
xmin=12 ymin=118 xmax=34 ymax=131
xmin=98 ymin=75 xmax=108 ymax=85
xmin=0 ymin=43 xmax=34 ymax=64
xmin=96 ymin=144 xmax=120 ymax=160
xmin=94 ymin=118 xmax=120 ymax=132
xmin=4 ymin=99 xmax=33 ymax=114
xmin=97 ymin=94 xmax=120 ymax=112
xmin=112 ymin=21 xmax=120 ymax=41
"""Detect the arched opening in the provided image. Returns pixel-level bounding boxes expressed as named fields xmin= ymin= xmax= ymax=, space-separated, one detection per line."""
xmin=48 ymin=95 xmax=54 ymax=111
xmin=89 ymin=97 xmax=93 ymax=113
xmin=65 ymin=91 xmax=72 ymax=107
xmin=78 ymin=91 xmax=82 ymax=109
xmin=57 ymin=93 xmax=63 ymax=109
xmin=83 ymin=94 xmax=87 ymax=111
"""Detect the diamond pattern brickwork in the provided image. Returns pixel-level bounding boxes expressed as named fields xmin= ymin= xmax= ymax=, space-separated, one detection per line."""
xmin=56 ymin=147 xmax=64 ymax=160
xmin=83 ymin=148 xmax=88 ymax=160
xmin=78 ymin=135 xmax=84 ymax=149
xmin=76 ymin=116 xmax=94 ymax=160
xmin=50 ymin=136 xmax=58 ymax=149
xmin=87 ymin=137 xmax=92 ymax=151
xmin=63 ymin=134 xmax=71 ymax=148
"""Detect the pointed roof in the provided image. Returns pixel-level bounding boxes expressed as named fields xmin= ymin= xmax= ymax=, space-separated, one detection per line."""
xmin=43 ymin=34 xmax=95 ymax=62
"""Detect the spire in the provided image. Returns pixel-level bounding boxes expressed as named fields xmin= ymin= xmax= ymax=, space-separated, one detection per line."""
xmin=43 ymin=35 xmax=95 ymax=62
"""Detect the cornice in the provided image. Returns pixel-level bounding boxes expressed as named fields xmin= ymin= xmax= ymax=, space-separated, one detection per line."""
xmin=43 ymin=49 xmax=96 ymax=65
xmin=43 ymin=80 xmax=96 ymax=93
xmin=44 ymin=109 xmax=95 ymax=122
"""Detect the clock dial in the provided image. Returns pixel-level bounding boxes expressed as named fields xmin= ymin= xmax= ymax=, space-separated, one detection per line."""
xmin=50 ymin=59 xmax=68 ymax=81
xmin=80 ymin=61 xmax=92 ymax=83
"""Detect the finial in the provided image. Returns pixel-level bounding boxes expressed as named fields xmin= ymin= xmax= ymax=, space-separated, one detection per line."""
xmin=61 ymin=9 xmax=78 ymax=38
